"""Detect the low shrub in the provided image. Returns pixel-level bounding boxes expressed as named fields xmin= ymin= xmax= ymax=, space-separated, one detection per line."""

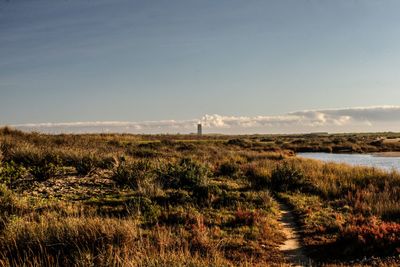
xmin=29 ymin=161 xmax=59 ymax=181
xmin=158 ymin=158 xmax=209 ymax=190
xmin=156 ymin=190 xmax=192 ymax=206
xmin=98 ymin=156 xmax=115 ymax=169
xmin=3 ymin=145 xmax=59 ymax=167
xmin=112 ymin=160 xmax=154 ymax=190
xmin=75 ymin=154 xmax=98 ymax=175
xmin=125 ymin=196 xmax=161 ymax=224
xmin=0 ymin=161 xmax=26 ymax=186
xmin=138 ymin=142 xmax=160 ymax=149
xmin=131 ymin=147 xmax=158 ymax=158
xmin=337 ymin=216 xmax=400 ymax=258
xmin=212 ymin=190 xmax=242 ymax=209
xmin=230 ymin=209 xmax=260 ymax=227
xmin=158 ymin=208 xmax=198 ymax=226
xmin=192 ymin=184 xmax=222 ymax=207
xmin=226 ymin=139 xmax=250 ymax=148
xmin=244 ymin=163 xmax=270 ymax=190
xmin=270 ymin=162 xmax=308 ymax=192
xmin=0 ymin=183 xmax=18 ymax=216
xmin=217 ymin=161 xmax=241 ymax=178
xmin=0 ymin=184 xmax=27 ymax=230
xmin=160 ymin=139 xmax=176 ymax=146
xmin=176 ymin=143 xmax=196 ymax=151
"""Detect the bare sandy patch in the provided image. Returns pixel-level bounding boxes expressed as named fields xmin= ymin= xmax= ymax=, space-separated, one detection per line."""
xmin=278 ymin=201 xmax=310 ymax=266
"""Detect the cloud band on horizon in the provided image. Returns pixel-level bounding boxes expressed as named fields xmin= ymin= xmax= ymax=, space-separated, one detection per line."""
xmin=7 ymin=106 xmax=400 ymax=134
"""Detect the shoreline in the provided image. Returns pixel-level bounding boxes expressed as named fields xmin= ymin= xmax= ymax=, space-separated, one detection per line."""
xmin=372 ymin=151 xmax=400 ymax=157
xmin=298 ymin=151 xmax=400 ymax=157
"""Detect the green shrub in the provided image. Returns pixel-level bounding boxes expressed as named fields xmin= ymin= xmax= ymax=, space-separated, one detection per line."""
xmin=158 ymin=208 xmax=198 ymax=226
xmin=131 ymin=147 xmax=158 ymax=158
xmin=0 ymin=141 xmax=19 ymax=163
xmin=0 ymin=161 xmax=26 ymax=186
xmin=3 ymin=145 xmax=64 ymax=178
xmin=245 ymin=164 xmax=270 ymax=190
xmin=192 ymin=184 xmax=221 ymax=207
xmin=226 ymin=139 xmax=250 ymax=147
xmin=158 ymin=158 xmax=209 ymax=190
xmin=98 ymin=156 xmax=115 ymax=169
xmin=176 ymin=143 xmax=196 ymax=151
xmin=75 ymin=154 xmax=98 ymax=175
xmin=125 ymin=196 xmax=161 ymax=224
xmin=160 ymin=139 xmax=176 ymax=146
xmin=5 ymin=146 xmax=42 ymax=166
xmin=112 ymin=160 xmax=154 ymax=190
xmin=0 ymin=127 xmax=25 ymax=138
xmin=227 ymin=209 xmax=260 ymax=227
xmin=217 ymin=161 xmax=241 ymax=178
xmin=138 ymin=142 xmax=160 ymax=149
xmin=0 ymin=183 xmax=17 ymax=214
xmin=107 ymin=139 xmax=123 ymax=147
xmin=270 ymin=162 xmax=306 ymax=192
xmin=29 ymin=160 xmax=59 ymax=181
xmin=0 ymin=183 xmax=27 ymax=230
xmin=22 ymin=150 xmax=62 ymax=181
xmin=157 ymin=190 xmax=192 ymax=206
xmin=212 ymin=190 xmax=242 ymax=209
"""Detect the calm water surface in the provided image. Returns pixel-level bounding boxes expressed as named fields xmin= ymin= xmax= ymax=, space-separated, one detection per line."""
xmin=297 ymin=153 xmax=400 ymax=172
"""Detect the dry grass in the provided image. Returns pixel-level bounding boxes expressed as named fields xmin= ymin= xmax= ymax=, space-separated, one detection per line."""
xmin=0 ymin=128 xmax=399 ymax=265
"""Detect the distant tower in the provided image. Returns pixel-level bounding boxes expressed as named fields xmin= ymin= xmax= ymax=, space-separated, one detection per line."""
xmin=197 ymin=124 xmax=202 ymax=136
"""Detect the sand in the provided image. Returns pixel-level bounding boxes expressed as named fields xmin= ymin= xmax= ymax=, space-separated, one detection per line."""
xmin=278 ymin=201 xmax=310 ymax=267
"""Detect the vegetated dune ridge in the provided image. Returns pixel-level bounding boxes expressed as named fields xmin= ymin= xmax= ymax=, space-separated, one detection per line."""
xmin=0 ymin=127 xmax=399 ymax=266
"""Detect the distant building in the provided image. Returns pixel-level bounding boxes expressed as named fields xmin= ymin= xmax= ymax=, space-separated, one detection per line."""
xmin=197 ymin=124 xmax=202 ymax=136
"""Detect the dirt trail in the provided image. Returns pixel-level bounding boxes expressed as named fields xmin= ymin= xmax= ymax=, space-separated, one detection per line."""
xmin=277 ymin=201 xmax=310 ymax=266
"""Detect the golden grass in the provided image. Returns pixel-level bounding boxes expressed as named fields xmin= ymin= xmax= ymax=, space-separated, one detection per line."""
xmin=1 ymin=128 xmax=399 ymax=265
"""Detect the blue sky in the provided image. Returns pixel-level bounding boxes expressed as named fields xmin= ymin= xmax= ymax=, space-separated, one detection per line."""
xmin=1 ymin=0 xmax=400 ymax=133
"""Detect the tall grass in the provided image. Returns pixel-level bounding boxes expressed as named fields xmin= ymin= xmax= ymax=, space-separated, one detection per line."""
xmin=0 ymin=128 xmax=399 ymax=265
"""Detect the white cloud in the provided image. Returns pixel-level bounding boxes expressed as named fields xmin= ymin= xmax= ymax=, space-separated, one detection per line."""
xmin=7 ymin=106 xmax=400 ymax=134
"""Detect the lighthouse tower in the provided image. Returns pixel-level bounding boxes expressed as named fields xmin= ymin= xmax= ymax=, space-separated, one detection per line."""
xmin=197 ymin=124 xmax=202 ymax=136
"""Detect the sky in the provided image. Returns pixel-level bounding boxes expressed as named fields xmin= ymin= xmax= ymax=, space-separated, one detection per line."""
xmin=1 ymin=0 xmax=400 ymax=134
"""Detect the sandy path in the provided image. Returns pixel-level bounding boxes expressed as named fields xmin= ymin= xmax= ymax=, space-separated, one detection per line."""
xmin=278 ymin=201 xmax=310 ymax=266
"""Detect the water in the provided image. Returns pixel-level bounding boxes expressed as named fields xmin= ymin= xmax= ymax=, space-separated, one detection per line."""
xmin=297 ymin=152 xmax=400 ymax=172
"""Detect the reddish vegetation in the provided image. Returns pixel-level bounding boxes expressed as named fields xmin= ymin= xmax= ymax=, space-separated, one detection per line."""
xmin=338 ymin=216 xmax=400 ymax=257
xmin=0 ymin=128 xmax=399 ymax=265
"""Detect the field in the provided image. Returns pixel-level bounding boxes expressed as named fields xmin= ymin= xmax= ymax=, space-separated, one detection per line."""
xmin=0 ymin=128 xmax=399 ymax=266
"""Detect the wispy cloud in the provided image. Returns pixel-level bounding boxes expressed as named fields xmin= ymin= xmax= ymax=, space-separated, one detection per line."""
xmin=8 ymin=106 xmax=400 ymax=134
